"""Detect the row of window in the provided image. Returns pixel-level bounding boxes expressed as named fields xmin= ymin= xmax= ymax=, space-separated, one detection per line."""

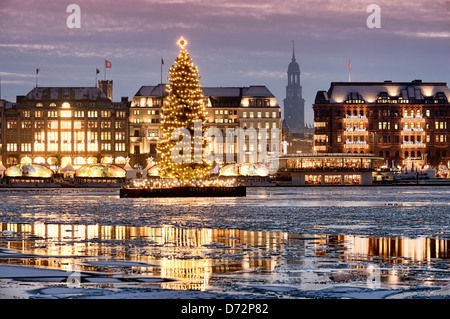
xmin=334 ymin=121 xmax=448 ymax=131
xmin=22 ymin=110 xmax=127 ymax=118
xmin=6 ymin=120 xmax=126 ymax=130
xmin=319 ymin=108 xmax=448 ymax=118
xmin=242 ymin=111 xmax=278 ymax=119
xmin=35 ymin=102 xmax=100 ymax=108
xmin=317 ymin=134 xmax=448 ymax=144
xmin=30 ymin=131 xmax=127 ymax=141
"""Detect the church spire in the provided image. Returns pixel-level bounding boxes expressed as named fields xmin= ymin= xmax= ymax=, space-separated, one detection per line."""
xmin=291 ymin=40 xmax=296 ymax=62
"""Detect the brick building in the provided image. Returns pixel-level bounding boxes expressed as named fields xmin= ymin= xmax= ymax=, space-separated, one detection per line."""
xmin=313 ymin=80 xmax=449 ymax=168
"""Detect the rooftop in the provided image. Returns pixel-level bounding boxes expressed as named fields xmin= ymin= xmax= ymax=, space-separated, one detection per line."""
xmin=315 ymin=80 xmax=450 ymax=104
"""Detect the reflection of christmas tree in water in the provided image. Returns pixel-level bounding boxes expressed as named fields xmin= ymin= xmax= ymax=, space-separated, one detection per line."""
xmin=157 ymin=37 xmax=212 ymax=184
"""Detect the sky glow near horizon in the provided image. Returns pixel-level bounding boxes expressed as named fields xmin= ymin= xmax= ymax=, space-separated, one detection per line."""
xmin=0 ymin=0 xmax=449 ymax=122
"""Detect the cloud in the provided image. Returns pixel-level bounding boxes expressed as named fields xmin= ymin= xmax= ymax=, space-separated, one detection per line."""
xmin=394 ymin=31 xmax=450 ymax=38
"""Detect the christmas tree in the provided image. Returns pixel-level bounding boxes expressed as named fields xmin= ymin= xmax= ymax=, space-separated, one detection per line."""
xmin=157 ymin=37 xmax=212 ymax=183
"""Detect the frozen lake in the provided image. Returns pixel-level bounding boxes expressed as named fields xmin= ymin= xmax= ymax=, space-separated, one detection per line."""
xmin=0 ymin=186 xmax=449 ymax=299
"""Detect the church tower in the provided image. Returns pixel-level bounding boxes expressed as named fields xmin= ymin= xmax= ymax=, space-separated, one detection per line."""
xmin=283 ymin=42 xmax=305 ymax=130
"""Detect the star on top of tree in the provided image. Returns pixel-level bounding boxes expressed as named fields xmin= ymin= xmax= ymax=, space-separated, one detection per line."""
xmin=177 ymin=37 xmax=188 ymax=49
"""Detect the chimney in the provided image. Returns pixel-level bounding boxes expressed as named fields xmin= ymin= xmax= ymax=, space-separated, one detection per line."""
xmin=98 ymin=80 xmax=113 ymax=100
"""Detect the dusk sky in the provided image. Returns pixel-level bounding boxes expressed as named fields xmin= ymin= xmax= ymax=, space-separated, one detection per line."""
xmin=1 ymin=0 xmax=449 ymax=123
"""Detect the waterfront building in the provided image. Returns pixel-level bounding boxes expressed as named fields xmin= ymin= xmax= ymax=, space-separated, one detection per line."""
xmin=129 ymin=85 xmax=282 ymax=166
xmin=0 ymin=84 xmax=130 ymax=171
xmin=313 ymin=80 xmax=450 ymax=169
xmin=277 ymin=153 xmax=383 ymax=185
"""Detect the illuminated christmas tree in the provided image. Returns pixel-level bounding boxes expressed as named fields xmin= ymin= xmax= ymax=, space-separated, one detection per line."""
xmin=157 ymin=37 xmax=212 ymax=183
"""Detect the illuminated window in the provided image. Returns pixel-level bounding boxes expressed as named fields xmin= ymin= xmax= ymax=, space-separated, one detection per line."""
xmin=115 ymin=143 xmax=126 ymax=152
xmin=21 ymin=143 xmax=32 ymax=152
xmin=101 ymin=143 xmax=111 ymax=151
xmin=74 ymin=131 xmax=85 ymax=141
xmin=62 ymin=102 xmax=70 ymax=108
xmin=34 ymin=142 xmax=45 ymax=152
xmin=101 ymin=121 xmax=111 ymax=129
xmin=115 ymin=132 xmax=126 ymax=140
xmin=35 ymin=111 xmax=43 ymax=118
xmin=7 ymin=143 xmax=18 ymax=152
xmin=21 ymin=121 xmax=32 ymax=129
xmin=101 ymin=111 xmax=110 ymax=118
xmin=61 ymin=131 xmax=71 ymax=141
xmin=88 ymin=111 xmax=98 ymax=118
xmin=101 ymin=132 xmax=111 ymax=140
xmin=47 ymin=142 xmax=58 ymax=152
xmin=61 ymin=142 xmax=72 ymax=152
xmin=36 ymin=103 xmax=43 ymax=107
xmin=88 ymin=121 xmax=97 ymax=129
xmin=23 ymin=111 xmax=31 ymax=117
xmin=87 ymin=141 xmax=98 ymax=152
xmin=74 ymin=111 xmax=85 ymax=118
xmin=48 ymin=111 xmax=58 ymax=118
xmin=49 ymin=103 xmax=56 ymax=107
xmin=61 ymin=121 xmax=71 ymax=129
xmin=75 ymin=142 xmax=85 ymax=152
xmin=74 ymin=121 xmax=83 ymax=130
xmin=47 ymin=131 xmax=58 ymax=141
xmin=88 ymin=132 xmax=97 ymax=141
xmin=6 ymin=121 xmax=17 ymax=129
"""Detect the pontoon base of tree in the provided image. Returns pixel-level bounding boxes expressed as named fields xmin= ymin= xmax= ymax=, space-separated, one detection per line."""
xmin=120 ymin=186 xmax=246 ymax=198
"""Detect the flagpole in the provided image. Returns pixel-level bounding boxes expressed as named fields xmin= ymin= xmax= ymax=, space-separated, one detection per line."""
xmin=348 ymin=60 xmax=351 ymax=82
xmin=160 ymin=57 xmax=164 ymax=97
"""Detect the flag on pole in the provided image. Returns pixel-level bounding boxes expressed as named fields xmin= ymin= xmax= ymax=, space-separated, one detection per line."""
xmin=161 ymin=57 xmax=164 ymax=65
xmin=36 ymin=68 xmax=40 ymax=74
xmin=105 ymin=60 xmax=111 ymax=68
xmin=348 ymin=60 xmax=351 ymax=82
xmin=96 ymin=68 xmax=100 ymax=74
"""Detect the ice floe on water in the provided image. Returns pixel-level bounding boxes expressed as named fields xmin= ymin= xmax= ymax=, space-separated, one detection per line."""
xmin=0 ymin=186 xmax=449 ymax=299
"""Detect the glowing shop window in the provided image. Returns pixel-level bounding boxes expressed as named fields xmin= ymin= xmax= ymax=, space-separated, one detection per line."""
xmin=61 ymin=110 xmax=72 ymax=118
xmin=305 ymin=175 xmax=322 ymax=185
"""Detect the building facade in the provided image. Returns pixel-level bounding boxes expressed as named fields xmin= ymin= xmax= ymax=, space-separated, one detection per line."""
xmin=313 ymin=80 xmax=450 ymax=168
xmin=129 ymin=85 xmax=282 ymax=166
xmin=0 ymin=86 xmax=129 ymax=171
xmin=283 ymin=44 xmax=305 ymax=131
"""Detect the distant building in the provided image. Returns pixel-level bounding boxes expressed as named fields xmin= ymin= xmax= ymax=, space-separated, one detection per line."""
xmin=283 ymin=43 xmax=305 ymax=131
xmin=129 ymin=85 xmax=282 ymax=165
xmin=282 ymin=44 xmax=313 ymax=155
xmin=313 ymin=80 xmax=450 ymax=169
xmin=0 ymin=86 xmax=129 ymax=171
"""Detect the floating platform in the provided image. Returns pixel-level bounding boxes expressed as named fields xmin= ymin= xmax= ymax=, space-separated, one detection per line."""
xmin=120 ymin=186 xmax=246 ymax=198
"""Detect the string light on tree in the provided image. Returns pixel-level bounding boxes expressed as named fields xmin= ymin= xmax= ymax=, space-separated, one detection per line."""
xmin=156 ymin=36 xmax=212 ymax=184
